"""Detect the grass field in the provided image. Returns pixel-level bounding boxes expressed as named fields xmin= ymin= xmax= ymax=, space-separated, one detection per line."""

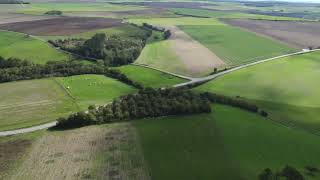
xmin=18 ymin=2 xmax=145 ymax=15
xmin=116 ymin=65 xmax=186 ymax=88
xmin=0 ymin=30 xmax=69 ymax=64
xmin=0 ymin=78 xmax=77 ymax=131
xmin=134 ymin=104 xmax=320 ymax=180
xmin=195 ymin=51 xmax=320 ymax=134
xmin=55 ymin=74 xmax=137 ymax=109
xmin=179 ymin=24 xmax=296 ymax=65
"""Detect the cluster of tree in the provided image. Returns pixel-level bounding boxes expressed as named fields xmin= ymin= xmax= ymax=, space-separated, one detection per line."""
xmin=0 ymin=56 xmax=32 ymax=68
xmin=49 ymin=30 xmax=151 ymax=66
xmin=55 ymin=88 xmax=211 ymax=129
xmin=200 ymin=92 xmax=268 ymax=117
xmin=44 ymin=10 xmax=63 ymax=15
xmin=0 ymin=59 xmax=143 ymax=89
xmin=259 ymin=166 xmax=305 ymax=180
xmin=142 ymin=23 xmax=171 ymax=39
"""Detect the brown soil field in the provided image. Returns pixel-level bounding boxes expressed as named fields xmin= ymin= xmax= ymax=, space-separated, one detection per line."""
xmin=168 ymin=26 xmax=226 ymax=77
xmin=9 ymin=123 xmax=150 ymax=180
xmin=224 ymin=19 xmax=320 ymax=49
xmin=0 ymin=17 xmax=123 ymax=36
xmin=0 ymin=13 xmax=55 ymax=24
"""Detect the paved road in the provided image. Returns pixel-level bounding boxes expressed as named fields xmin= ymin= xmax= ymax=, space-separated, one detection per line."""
xmin=1 ymin=49 xmax=319 ymax=137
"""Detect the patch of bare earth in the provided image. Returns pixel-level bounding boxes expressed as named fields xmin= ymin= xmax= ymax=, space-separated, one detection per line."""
xmin=167 ymin=26 xmax=226 ymax=77
xmin=0 ymin=17 xmax=123 ymax=36
xmin=224 ymin=19 xmax=320 ymax=49
xmin=9 ymin=123 xmax=150 ymax=180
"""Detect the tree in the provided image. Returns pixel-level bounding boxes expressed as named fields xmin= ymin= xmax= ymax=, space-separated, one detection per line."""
xmin=259 ymin=168 xmax=274 ymax=180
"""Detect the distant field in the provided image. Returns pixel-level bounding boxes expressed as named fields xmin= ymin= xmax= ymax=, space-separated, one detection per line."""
xmin=55 ymin=74 xmax=137 ymax=109
xmin=116 ymin=65 xmax=186 ymax=88
xmin=0 ymin=79 xmax=77 ymax=131
xmin=18 ymin=2 xmax=145 ymax=14
xmin=134 ymin=104 xmax=320 ymax=179
xmin=127 ymin=17 xmax=224 ymax=26
xmin=170 ymin=8 xmax=306 ymax=20
xmin=0 ymin=30 xmax=69 ymax=64
xmin=179 ymin=24 xmax=296 ymax=65
xmin=195 ymin=51 xmax=320 ymax=133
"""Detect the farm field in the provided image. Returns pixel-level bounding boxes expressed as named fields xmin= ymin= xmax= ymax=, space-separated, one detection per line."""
xmin=0 ymin=13 xmax=54 ymax=24
xmin=0 ymin=30 xmax=69 ymax=64
xmin=195 ymin=51 xmax=320 ymax=133
xmin=0 ymin=17 xmax=123 ymax=36
xmin=55 ymin=74 xmax=137 ymax=110
xmin=116 ymin=65 xmax=186 ymax=88
xmin=134 ymin=104 xmax=320 ymax=180
xmin=179 ymin=24 xmax=297 ymax=65
xmin=225 ymin=19 xmax=320 ymax=49
xmin=0 ymin=79 xmax=77 ymax=131
xmin=127 ymin=17 xmax=224 ymax=26
xmin=7 ymin=123 xmax=149 ymax=180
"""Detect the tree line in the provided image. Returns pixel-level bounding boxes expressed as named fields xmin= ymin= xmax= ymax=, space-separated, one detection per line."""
xmin=142 ymin=23 xmax=171 ymax=39
xmin=0 ymin=58 xmax=143 ymax=89
xmin=55 ymin=88 xmax=211 ymax=129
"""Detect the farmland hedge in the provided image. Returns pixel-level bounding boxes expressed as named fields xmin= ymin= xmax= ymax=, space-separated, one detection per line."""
xmin=0 ymin=59 xmax=143 ymax=89
xmin=55 ymin=88 xmax=211 ymax=129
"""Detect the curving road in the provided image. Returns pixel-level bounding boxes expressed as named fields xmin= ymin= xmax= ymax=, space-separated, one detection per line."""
xmin=0 ymin=48 xmax=319 ymax=137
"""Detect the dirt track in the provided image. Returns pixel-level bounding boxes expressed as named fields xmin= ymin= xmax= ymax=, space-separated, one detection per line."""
xmin=168 ymin=26 xmax=226 ymax=77
xmin=0 ymin=17 xmax=123 ymax=35
xmin=224 ymin=19 xmax=320 ymax=49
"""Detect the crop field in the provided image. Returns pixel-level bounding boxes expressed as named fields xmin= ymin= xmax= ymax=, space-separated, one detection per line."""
xmin=134 ymin=104 xmax=320 ymax=179
xmin=0 ymin=79 xmax=77 ymax=131
xmin=55 ymin=75 xmax=137 ymax=109
xmin=195 ymin=51 xmax=320 ymax=133
xmin=179 ymin=24 xmax=297 ymax=65
xmin=0 ymin=17 xmax=123 ymax=36
xmin=116 ymin=65 xmax=186 ymax=88
xmin=127 ymin=17 xmax=224 ymax=26
xmin=18 ymin=2 xmax=146 ymax=15
xmin=0 ymin=13 xmax=54 ymax=24
xmin=0 ymin=30 xmax=69 ymax=64
xmin=8 ymin=123 xmax=149 ymax=180
xmin=225 ymin=19 xmax=320 ymax=49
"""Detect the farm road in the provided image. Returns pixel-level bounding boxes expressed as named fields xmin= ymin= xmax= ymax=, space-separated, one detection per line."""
xmin=1 ymin=49 xmax=319 ymax=137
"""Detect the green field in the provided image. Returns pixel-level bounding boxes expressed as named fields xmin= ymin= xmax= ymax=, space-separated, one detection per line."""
xmin=55 ymin=74 xmax=137 ymax=109
xmin=116 ymin=65 xmax=186 ymax=88
xmin=18 ymin=2 xmax=145 ymax=15
xmin=134 ymin=104 xmax=320 ymax=180
xmin=0 ymin=30 xmax=69 ymax=64
xmin=179 ymin=24 xmax=296 ymax=65
xmin=0 ymin=79 xmax=77 ymax=131
xmin=195 ymin=51 xmax=320 ymax=133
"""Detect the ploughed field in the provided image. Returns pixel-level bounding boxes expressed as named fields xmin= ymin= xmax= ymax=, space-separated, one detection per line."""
xmin=0 ymin=17 xmax=123 ymax=36
xmin=224 ymin=19 xmax=320 ymax=49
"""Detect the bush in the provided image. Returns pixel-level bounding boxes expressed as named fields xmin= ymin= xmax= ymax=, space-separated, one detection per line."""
xmin=260 ymin=110 xmax=268 ymax=117
xmin=45 ymin=10 xmax=62 ymax=15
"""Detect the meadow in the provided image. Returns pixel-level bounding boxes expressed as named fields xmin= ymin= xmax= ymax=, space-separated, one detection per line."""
xmin=116 ymin=65 xmax=186 ymax=88
xmin=134 ymin=104 xmax=320 ymax=180
xmin=195 ymin=51 xmax=320 ymax=134
xmin=0 ymin=79 xmax=77 ymax=131
xmin=0 ymin=30 xmax=69 ymax=64
xmin=179 ymin=24 xmax=296 ymax=65
xmin=55 ymin=74 xmax=137 ymax=110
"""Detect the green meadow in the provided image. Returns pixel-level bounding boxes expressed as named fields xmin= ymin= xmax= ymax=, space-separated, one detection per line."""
xmin=195 ymin=51 xmax=320 ymax=133
xmin=179 ymin=24 xmax=296 ymax=65
xmin=134 ymin=104 xmax=320 ymax=180
xmin=0 ymin=30 xmax=69 ymax=64
xmin=116 ymin=65 xmax=186 ymax=88
xmin=55 ymin=74 xmax=137 ymax=109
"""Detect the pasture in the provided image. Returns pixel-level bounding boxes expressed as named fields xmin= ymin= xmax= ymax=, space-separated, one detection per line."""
xmin=116 ymin=65 xmax=186 ymax=88
xmin=134 ymin=104 xmax=320 ymax=179
xmin=0 ymin=79 xmax=77 ymax=131
xmin=0 ymin=30 xmax=69 ymax=64
xmin=195 ymin=51 xmax=320 ymax=133
xmin=55 ymin=74 xmax=137 ymax=109
xmin=179 ymin=24 xmax=296 ymax=65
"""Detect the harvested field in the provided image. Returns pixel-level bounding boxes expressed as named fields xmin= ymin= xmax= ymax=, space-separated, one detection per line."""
xmin=225 ymin=19 xmax=320 ymax=49
xmin=168 ymin=26 xmax=226 ymax=76
xmin=0 ymin=17 xmax=123 ymax=36
xmin=9 ymin=123 xmax=150 ymax=180
xmin=0 ymin=13 xmax=54 ymax=24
